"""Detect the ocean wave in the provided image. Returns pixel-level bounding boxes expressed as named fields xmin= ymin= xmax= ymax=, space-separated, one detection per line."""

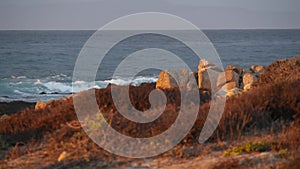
xmin=47 ymin=73 xmax=68 ymax=79
xmin=11 ymin=76 xmax=27 ymax=79
xmin=104 ymin=76 xmax=158 ymax=86
xmin=0 ymin=76 xmax=158 ymax=102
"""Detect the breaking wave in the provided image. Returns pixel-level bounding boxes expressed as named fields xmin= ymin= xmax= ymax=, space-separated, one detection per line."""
xmin=0 ymin=75 xmax=158 ymax=102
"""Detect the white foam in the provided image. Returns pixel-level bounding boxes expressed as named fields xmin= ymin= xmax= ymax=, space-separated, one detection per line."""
xmin=34 ymin=79 xmax=42 ymax=85
xmin=2 ymin=76 xmax=158 ymax=102
xmin=11 ymin=76 xmax=27 ymax=79
xmin=13 ymin=89 xmax=29 ymax=95
xmin=47 ymin=73 xmax=68 ymax=79
xmin=104 ymin=79 xmax=130 ymax=86
xmin=42 ymin=80 xmax=107 ymax=93
xmin=43 ymin=81 xmax=73 ymax=93
xmin=104 ymin=76 xmax=157 ymax=86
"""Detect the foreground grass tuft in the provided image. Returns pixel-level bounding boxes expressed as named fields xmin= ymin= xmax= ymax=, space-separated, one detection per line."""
xmin=223 ymin=141 xmax=288 ymax=157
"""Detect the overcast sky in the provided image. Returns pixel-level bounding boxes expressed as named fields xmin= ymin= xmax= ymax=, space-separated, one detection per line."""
xmin=1 ymin=0 xmax=299 ymax=30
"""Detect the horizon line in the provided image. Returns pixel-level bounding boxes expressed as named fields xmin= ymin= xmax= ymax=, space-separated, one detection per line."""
xmin=1 ymin=28 xmax=300 ymax=31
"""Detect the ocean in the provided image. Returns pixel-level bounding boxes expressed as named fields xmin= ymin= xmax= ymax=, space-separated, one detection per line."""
xmin=0 ymin=30 xmax=300 ymax=102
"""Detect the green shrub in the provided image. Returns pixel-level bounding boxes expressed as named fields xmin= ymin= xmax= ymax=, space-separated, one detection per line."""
xmin=84 ymin=113 xmax=106 ymax=132
xmin=278 ymin=149 xmax=288 ymax=158
xmin=224 ymin=141 xmax=272 ymax=156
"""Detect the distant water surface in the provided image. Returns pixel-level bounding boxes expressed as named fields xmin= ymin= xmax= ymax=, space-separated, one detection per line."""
xmin=0 ymin=30 xmax=299 ymax=102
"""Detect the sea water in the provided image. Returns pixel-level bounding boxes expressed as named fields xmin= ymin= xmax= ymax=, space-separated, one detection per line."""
xmin=0 ymin=30 xmax=299 ymax=102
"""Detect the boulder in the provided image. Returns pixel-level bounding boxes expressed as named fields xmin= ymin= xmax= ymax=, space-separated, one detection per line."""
xmin=216 ymin=87 xmax=241 ymax=97
xmin=35 ymin=101 xmax=47 ymax=110
xmin=243 ymin=84 xmax=252 ymax=91
xmin=226 ymin=65 xmax=245 ymax=88
xmin=217 ymin=70 xmax=238 ymax=86
xmin=198 ymin=59 xmax=214 ymax=72
xmin=199 ymin=59 xmax=223 ymax=72
xmin=216 ymin=67 xmax=240 ymax=89
xmin=216 ymin=72 xmax=226 ymax=87
xmin=35 ymin=100 xmax=55 ymax=110
xmin=156 ymin=69 xmax=196 ymax=89
xmin=156 ymin=70 xmax=176 ymax=89
xmin=250 ymin=65 xmax=265 ymax=75
xmin=226 ymin=88 xmax=242 ymax=97
xmin=220 ymin=81 xmax=238 ymax=91
xmin=198 ymin=59 xmax=223 ymax=90
xmin=226 ymin=65 xmax=244 ymax=75
xmin=243 ymin=73 xmax=257 ymax=86
xmin=225 ymin=69 xmax=239 ymax=83
xmin=198 ymin=70 xmax=211 ymax=90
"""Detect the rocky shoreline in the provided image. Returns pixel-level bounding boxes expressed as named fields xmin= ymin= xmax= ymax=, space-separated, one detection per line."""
xmin=2 ymin=56 xmax=299 ymax=117
xmin=156 ymin=59 xmax=266 ymax=96
xmin=0 ymin=56 xmax=299 ymax=169
xmin=0 ymin=61 xmax=267 ymax=116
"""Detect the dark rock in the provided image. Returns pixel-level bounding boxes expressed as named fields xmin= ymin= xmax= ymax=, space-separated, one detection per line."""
xmin=0 ymin=101 xmax=35 ymax=115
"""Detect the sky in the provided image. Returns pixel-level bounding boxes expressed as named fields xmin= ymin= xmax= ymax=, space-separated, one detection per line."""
xmin=0 ymin=0 xmax=299 ymax=30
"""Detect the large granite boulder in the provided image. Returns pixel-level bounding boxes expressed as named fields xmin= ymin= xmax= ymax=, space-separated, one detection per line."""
xmin=216 ymin=70 xmax=239 ymax=87
xmin=250 ymin=65 xmax=265 ymax=75
xmin=35 ymin=100 xmax=55 ymax=110
xmin=198 ymin=70 xmax=217 ymax=90
xmin=226 ymin=65 xmax=244 ymax=75
xmin=198 ymin=59 xmax=214 ymax=72
xmin=220 ymin=81 xmax=239 ymax=91
xmin=226 ymin=65 xmax=244 ymax=88
xmin=217 ymin=65 xmax=244 ymax=91
xmin=243 ymin=72 xmax=258 ymax=87
xmin=35 ymin=101 xmax=47 ymax=110
xmin=226 ymin=88 xmax=242 ymax=97
xmin=156 ymin=69 xmax=197 ymax=89
xmin=156 ymin=70 xmax=177 ymax=89
xmin=225 ymin=70 xmax=239 ymax=83
xmin=198 ymin=59 xmax=223 ymax=90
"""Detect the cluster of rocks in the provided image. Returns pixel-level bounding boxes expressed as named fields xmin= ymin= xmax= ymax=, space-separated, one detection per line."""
xmin=156 ymin=59 xmax=265 ymax=97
